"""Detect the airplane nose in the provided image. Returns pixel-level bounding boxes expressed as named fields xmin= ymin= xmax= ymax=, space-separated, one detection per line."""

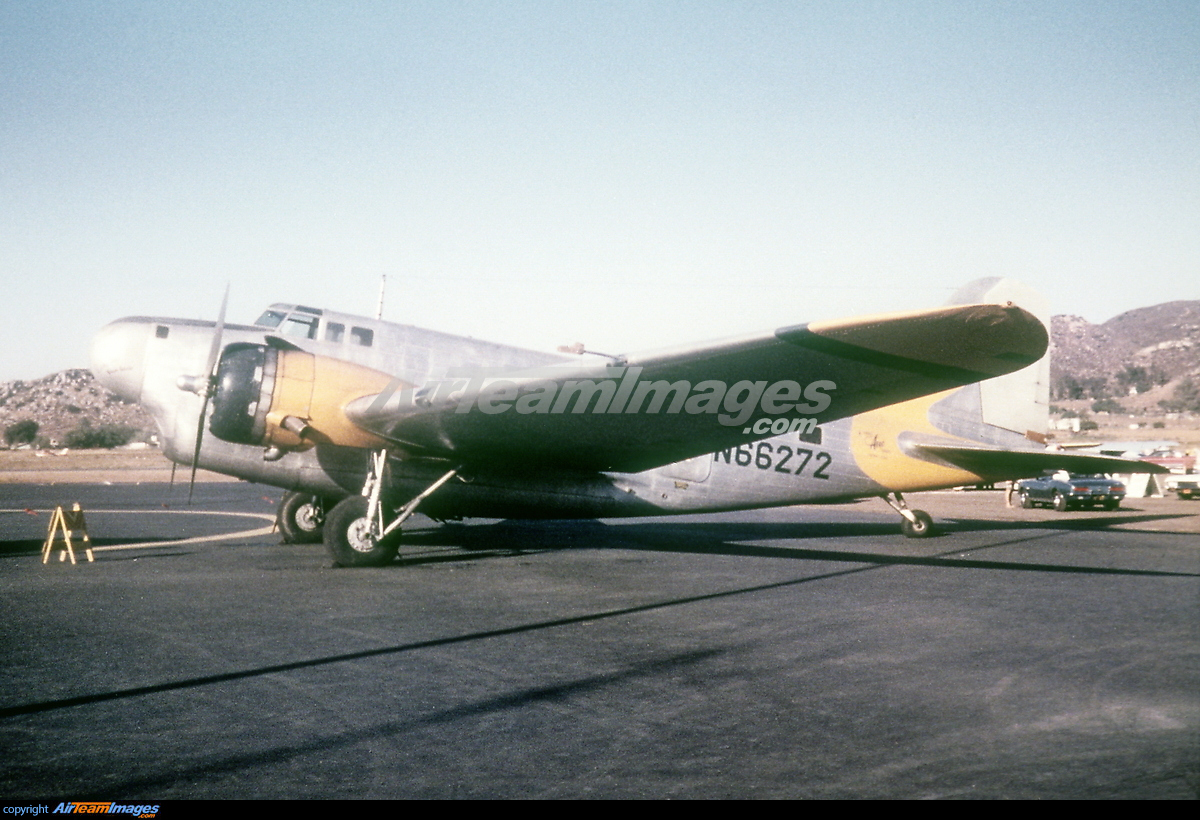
xmin=90 ymin=319 xmax=150 ymax=402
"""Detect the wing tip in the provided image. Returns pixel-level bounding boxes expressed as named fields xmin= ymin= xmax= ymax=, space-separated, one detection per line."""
xmin=779 ymin=303 xmax=1047 ymax=379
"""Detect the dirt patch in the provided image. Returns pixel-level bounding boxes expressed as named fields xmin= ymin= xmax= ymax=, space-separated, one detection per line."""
xmin=0 ymin=449 xmax=236 ymax=483
xmin=1049 ymin=413 xmax=1200 ymax=451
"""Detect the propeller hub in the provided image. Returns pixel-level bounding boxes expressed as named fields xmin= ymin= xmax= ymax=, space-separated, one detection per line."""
xmin=209 ymin=343 xmax=276 ymax=445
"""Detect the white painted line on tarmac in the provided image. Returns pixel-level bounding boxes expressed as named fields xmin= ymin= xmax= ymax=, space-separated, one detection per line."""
xmin=3 ymin=508 xmax=278 ymax=551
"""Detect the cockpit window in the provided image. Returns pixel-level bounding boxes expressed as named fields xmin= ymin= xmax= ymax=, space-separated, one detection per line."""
xmin=255 ymin=310 xmax=286 ymax=329
xmin=282 ymin=315 xmax=319 ymax=339
xmin=350 ymin=327 xmax=374 ymax=347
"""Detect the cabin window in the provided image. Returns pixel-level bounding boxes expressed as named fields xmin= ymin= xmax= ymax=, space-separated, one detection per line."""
xmin=350 ymin=327 xmax=374 ymax=347
xmin=797 ymin=426 xmax=823 ymax=445
xmin=282 ymin=315 xmax=319 ymax=339
xmin=325 ymin=322 xmax=345 ymax=343
xmin=255 ymin=310 xmax=286 ymax=329
xmin=155 ymin=325 xmax=170 ymax=339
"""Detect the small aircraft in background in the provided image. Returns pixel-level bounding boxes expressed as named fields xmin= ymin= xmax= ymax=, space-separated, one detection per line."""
xmin=91 ymin=278 xmax=1166 ymax=566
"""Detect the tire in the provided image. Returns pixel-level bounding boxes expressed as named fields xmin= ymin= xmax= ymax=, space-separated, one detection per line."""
xmin=900 ymin=510 xmax=935 ymax=538
xmin=1053 ymin=492 xmax=1069 ymax=512
xmin=324 ymin=496 xmax=400 ymax=567
xmin=1019 ymin=491 xmax=1034 ymax=509
xmin=277 ymin=491 xmax=327 ymax=544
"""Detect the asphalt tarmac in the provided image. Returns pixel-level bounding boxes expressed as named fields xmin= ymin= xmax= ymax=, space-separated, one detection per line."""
xmin=1 ymin=482 xmax=1197 ymax=799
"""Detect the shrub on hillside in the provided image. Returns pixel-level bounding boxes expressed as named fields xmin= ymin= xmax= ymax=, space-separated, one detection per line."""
xmin=64 ymin=420 xmax=137 ymax=449
xmin=4 ymin=419 xmax=38 ymax=446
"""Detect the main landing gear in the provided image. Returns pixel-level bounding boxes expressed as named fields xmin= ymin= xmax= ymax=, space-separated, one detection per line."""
xmin=881 ymin=492 xmax=935 ymax=538
xmin=277 ymin=491 xmax=329 ymax=544
xmin=323 ymin=450 xmax=460 ymax=567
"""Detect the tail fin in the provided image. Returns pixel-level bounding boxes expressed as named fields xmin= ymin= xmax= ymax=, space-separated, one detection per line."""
xmin=847 ymin=279 xmax=1165 ymax=488
xmin=944 ymin=277 xmax=1050 ymax=442
xmin=914 ymin=280 xmax=1167 ymax=478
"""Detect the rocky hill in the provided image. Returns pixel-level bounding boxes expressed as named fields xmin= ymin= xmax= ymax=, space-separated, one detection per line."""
xmin=1050 ymin=301 xmax=1200 ymax=412
xmin=0 ymin=369 xmax=155 ymax=448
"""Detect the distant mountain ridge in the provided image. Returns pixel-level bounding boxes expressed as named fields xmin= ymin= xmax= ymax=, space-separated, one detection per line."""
xmin=1050 ymin=301 xmax=1200 ymax=409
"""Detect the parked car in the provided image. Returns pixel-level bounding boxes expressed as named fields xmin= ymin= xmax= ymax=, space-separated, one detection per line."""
xmin=1016 ymin=472 xmax=1125 ymax=511
xmin=1167 ymin=477 xmax=1199 ymax=500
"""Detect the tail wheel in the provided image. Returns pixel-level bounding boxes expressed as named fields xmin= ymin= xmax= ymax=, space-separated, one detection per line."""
xmin=277 ymin=491 xmax=327 ymax=544
xmin=900 ymin=510 xmax=935 ymax=538
xmin=1053 ymin=492 xmax=1069 ymax=512
xmin=324 ymin=495 xmax=400 ymax=568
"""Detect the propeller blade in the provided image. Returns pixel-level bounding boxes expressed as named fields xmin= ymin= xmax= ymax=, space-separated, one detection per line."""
xmin=203 ymin=284 xmax=230 ymax=384
xmin=187 ymin=390 xmax=211 ymax=504
xmin=188 ymin=285 xmax=229 ymax=504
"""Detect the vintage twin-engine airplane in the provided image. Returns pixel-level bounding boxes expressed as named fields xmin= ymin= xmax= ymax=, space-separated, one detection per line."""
xmin=91 ymin=278 xmax=1164 ymax=566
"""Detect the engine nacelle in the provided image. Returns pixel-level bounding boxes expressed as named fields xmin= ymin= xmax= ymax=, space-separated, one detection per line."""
xmin=209 ymin=343 xmax=405 ymax=452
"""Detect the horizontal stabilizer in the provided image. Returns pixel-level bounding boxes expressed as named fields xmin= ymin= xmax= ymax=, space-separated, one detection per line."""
xmin=913 ymin=443 xmax=1171 ymax=480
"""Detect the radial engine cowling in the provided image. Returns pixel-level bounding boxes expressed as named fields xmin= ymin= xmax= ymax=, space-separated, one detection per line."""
xmin=209 ymin=342 xmax=400 ymax=451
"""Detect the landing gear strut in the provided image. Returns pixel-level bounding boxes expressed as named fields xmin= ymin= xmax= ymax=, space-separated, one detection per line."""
xmin=323 ymin=450 xmax=459 ymax=567
xmin=881 ymin=492 xmax=935 ymax=538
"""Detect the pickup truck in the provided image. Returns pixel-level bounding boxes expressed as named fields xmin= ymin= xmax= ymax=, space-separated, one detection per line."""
xmin=1016 ymin=473 xmax=1125 ymax=511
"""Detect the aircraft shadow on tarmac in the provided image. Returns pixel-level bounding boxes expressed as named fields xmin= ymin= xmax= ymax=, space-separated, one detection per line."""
xmin=6 ymin=516 xmax=1192 ymax=733
xmin=7 ymin=508 xmax=1193 ymax=572
xmin=396 ymin=516 xmax=1198 ymax=579
xmin=4 ymin=516 xmax=1192 ymax=751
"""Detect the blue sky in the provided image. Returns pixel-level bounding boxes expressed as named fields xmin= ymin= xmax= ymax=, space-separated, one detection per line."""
xmin=2 ymin=1 xmax=1197 ymax=380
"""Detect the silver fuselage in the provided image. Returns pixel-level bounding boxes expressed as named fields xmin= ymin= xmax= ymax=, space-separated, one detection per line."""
xmin=91 ymin=304 xmax=1028 ymax=518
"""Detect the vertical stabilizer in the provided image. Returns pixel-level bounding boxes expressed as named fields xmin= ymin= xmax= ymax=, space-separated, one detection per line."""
xmin=946 ymin=278 xmax=1050 ymax=439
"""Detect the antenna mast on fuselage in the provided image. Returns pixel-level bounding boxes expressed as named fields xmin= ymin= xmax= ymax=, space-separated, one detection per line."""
xmin=376 ymin=274 xmax=387 ymax=320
